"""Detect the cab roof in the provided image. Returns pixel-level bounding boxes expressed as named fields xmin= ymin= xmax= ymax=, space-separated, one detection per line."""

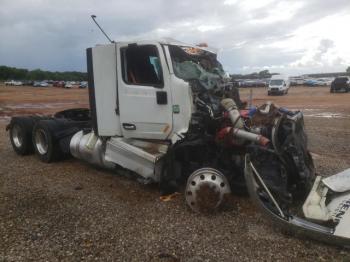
xmin=96 ymin=38 xmax=218 ymax=54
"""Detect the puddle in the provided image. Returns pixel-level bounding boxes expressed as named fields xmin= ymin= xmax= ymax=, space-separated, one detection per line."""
xmin=3 ymin=102 xmax=81 ymax=110
xmin=292 ymin=108 xmax=349 ymax=119
xmin=305 ymin=112 xmax=348 ymax=118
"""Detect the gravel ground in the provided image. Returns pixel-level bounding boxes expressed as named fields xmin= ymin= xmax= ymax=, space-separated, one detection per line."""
xmin=1 ymin=86 xmax=350 ymax=261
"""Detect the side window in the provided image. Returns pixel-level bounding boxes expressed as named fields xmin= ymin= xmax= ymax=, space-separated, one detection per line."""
xmin=121 ymin=45 xmax=163 ymax=87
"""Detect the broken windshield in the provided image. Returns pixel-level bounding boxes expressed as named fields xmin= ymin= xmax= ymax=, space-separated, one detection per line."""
xmin=168 ymin=45 xmax=226 ymax=90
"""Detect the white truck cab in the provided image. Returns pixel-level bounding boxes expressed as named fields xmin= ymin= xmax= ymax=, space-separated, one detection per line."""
xmin=268 ymin=75 xmax=290 ymax=95
xmin=87 ymin=39 xmax=221 ymax=142
xmin=81 ymin=39 xmax=229 ymax=180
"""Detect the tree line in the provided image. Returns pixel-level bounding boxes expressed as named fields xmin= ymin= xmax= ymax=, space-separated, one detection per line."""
xmin=0 ymin=65 xmax=87 ymax=81
xmin=231 ymin=68 xmax=350 ymax=80
xmin=230 ymin=70 xmax=278 ymax=80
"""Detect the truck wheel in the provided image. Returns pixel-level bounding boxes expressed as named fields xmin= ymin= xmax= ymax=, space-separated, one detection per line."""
xmin=267 ymin=91 xmax=271 ymax=96
xmin=185 ymin=168 xmax=231 ymax=213
xmin=32 ymin=121 xmax=62 ymax=162
xmin=9 ymin=118 xmax=34 ymax=155
xmin=330 ymin=88 xmax=334 ymax=93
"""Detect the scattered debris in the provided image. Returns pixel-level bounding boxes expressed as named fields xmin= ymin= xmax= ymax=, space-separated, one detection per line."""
xmin=74 ymin=185 xmax=83 ymax=190
xmin=159 ymin=192 xmax=181 ymax=202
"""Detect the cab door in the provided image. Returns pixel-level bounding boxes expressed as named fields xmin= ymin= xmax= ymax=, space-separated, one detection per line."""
xmin=117 ymin=42 xmax=173 ymax=140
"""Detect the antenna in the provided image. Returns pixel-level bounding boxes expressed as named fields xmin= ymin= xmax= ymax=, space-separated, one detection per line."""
xmin=91 ymin=15 xmax=114 ymax=43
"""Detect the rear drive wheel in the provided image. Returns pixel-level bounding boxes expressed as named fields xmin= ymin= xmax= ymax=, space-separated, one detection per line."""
xmin=32 ymin=121 xmax=62 ymax=162
xmin=9 ymin=119 xmax=33 ymax=155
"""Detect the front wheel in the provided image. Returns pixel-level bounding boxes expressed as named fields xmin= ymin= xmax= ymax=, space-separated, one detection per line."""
xmin=32 ymin=121 xmax=63 ymax=163
xmin=185 ymin=168 xmax=231 ymax=213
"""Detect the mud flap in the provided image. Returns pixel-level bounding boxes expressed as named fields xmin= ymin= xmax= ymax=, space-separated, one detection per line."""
xmin=244 ymin=155 xmax=350 ymax=247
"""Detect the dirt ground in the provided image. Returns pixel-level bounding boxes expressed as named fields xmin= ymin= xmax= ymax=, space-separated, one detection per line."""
xmin=1 ymin=84 xmax=350 ymax=261
xmin=0 ymin=85 xmax=89 ymax=122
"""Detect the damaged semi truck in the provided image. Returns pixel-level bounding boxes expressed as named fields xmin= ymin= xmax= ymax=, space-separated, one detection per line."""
xmin=6 ymin=39 xmax=350 ymax=247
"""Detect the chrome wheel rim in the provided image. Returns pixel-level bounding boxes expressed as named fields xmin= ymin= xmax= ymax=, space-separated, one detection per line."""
xmin=11 ymin=124 xmax=23 ymax=148
xmin=185 ymin=168 xmax=231 ymax=212
xmin=35 ymin=129 xmax=48 ymax=155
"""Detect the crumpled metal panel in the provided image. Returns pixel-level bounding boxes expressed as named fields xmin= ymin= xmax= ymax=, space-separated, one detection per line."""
xmin=322 ymin=168 xmax=350 ymax=193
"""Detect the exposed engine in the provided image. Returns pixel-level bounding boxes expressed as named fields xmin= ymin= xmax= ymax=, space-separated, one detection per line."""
xmin=160 ymin=45 xmax=315 ymax=213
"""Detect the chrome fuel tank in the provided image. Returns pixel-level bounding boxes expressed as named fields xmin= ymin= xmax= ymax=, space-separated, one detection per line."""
xmin=70 ymin=130 xmax=115 ymax=169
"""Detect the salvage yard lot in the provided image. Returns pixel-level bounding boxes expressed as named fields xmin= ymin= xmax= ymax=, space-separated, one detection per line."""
xmin=1 ymin=84 xmax=350 ymax=261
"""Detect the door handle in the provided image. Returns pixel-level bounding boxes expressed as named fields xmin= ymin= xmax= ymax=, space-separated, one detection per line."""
xmin=122 ymin=123 xmax=136 ymax=130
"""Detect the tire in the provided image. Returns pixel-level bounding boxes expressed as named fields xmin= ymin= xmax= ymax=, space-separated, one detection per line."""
xmin=267 ymin=91 xmax=271 ymax=96
xmin=32 ymin=121 xmax=63 ymax=163
xmin=330 ymin=88 xmax=334 ymax=93
xmin=8 ymin=118 xmax=34 ymax=155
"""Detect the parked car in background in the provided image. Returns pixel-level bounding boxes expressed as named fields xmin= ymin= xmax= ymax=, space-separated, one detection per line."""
xmin=79 ymin=81 xmax=87 ymax=88
xmin=22 ymin=80 xmax=34 ymax=86
xmin=304 ymin=78 xmax=329 ymax=87
xmin=4 ymin=80 xmax=23 ymax=86
xmin=33 ymin=81 xmax=41 ymax=87
xmin=317 ymin=78 xmax=333 ymax=86
xmin=33 ymin=81 xmax=48 ymax=87
xmin=290 ymin=77 xmax=305 ymax=86
xmin=267 ymin=75 xmax=290 ymax=95
xmin=53 ymin=81 xmax=66 ymax=88
xmin=330 ymin=76 xmax=350 ymax=93
xmin=40 ymin=81 xmax=49 ymax=87
xmin=65 ymin=82 xmax=74 ymax=88
xmin=304 ymin=79 xmax=319 ymax=87
xmin=238 ymin=79 xmax=267 ymax=88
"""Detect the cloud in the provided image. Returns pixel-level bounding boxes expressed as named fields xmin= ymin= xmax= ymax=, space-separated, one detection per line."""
xmin=313 ymin=39 xmax=335 ymax=61
xmin=290 ymin=38 xmax=346 ymax=72
xmin=0 ymin=0 xmax=349 ymax=74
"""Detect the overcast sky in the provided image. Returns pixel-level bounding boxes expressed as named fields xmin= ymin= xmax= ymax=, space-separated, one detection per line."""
xmin=0 ymin=0 xmax=349 ymax=75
